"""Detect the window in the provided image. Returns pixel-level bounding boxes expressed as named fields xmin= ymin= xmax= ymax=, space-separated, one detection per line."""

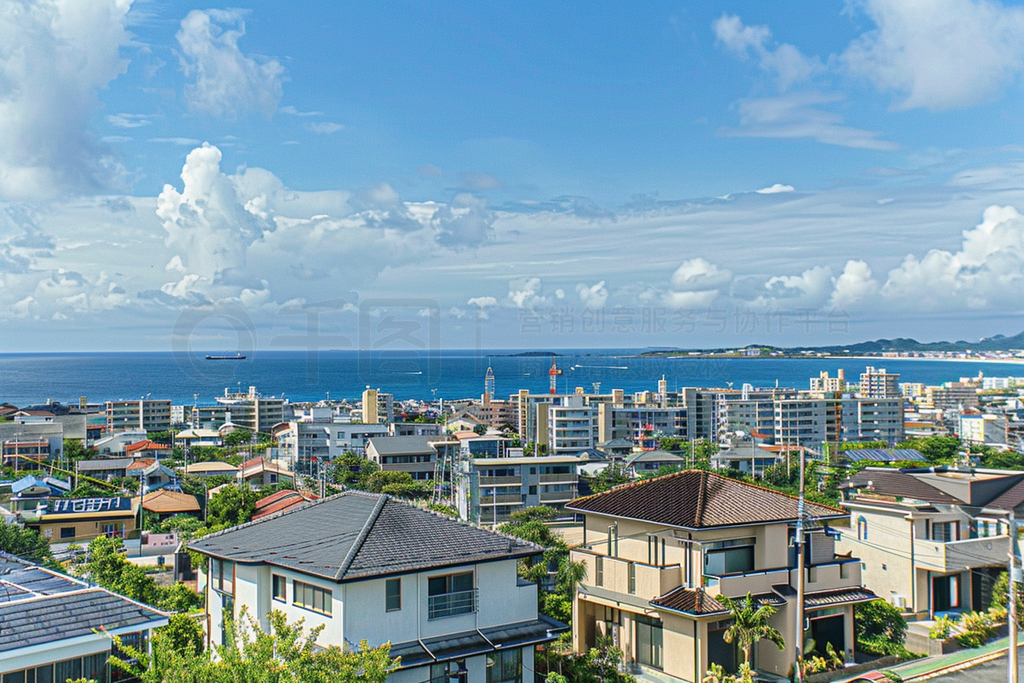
xmin=932 ymin=522 xmax=956 ymax=542
xmin=857 ymin=516 xmax=868 ymax=541
xmin=529 ymin=485 xmax=537 ymax=495
xmin=704 ymin=539 xmax=755 ymax=576
xmin=220 ymin=594 xmax=234 ymax=645
xmin=487 ymin=649 xmax=522 ymax=683
xmin=60 ymin=527 xmax=76 ymax=539
xmin=595 ymin=556 xmax=604 ymax=587
xmin=210 ymin=559 xmax=234 ymax=595
xmin=294 ymin=580 xmax=332 ymax=615
xmin=431 ymin=660 xmax=467 ymax=683
xmin=635 ymin=614 xmax=664 ymax=669
xmin=272 ymin=575 xmax=286 ymax=602
xmin=386 ymin=578 xmax=401 ymax=612
xmin=628 ymin=562 xmax=636 ymax=594
xmin=428 ymin=571 xmax=475 ymax=619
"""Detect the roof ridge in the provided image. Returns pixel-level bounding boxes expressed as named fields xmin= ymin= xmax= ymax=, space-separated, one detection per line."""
xmin=694 ymin=470 xmax=708 ymax=527
xmin=335 ymin=494 xmax=389 ymax=580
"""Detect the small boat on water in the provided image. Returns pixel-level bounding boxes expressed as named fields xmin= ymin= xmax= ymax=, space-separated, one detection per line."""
xmin=205 ymin=353 xmax=246 ymax=360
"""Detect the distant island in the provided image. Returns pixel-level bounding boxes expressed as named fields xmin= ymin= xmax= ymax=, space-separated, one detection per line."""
xmin=637 ymin=331 xmax=1024 ymax=359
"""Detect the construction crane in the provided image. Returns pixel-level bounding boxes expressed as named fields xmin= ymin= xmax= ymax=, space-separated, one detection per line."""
xmin=548 ymin=356 xmax=562 ymax=395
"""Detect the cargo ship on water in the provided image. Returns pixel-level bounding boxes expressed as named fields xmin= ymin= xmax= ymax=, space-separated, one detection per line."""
xmin=205 ymin=353 xmax=246 ymax=360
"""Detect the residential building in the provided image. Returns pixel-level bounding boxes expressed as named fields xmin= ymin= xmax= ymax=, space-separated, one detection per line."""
xmin=22 ymin=496 xmax=136 ymax=542
xmin=105 ymin=399 xmax=172 ymax=433
xmin=568 ymin=471 xmax=873 ymax=682
xmin=126 ymin=459 xmax=177 ymax=493
xmin=361 ymin=387 xmax=395 ymax=425
xmin=1 ymin=437 xmax=52 ymax=466
xmin=0 ymin=554 xmax=167 ymax=679
xmin=76 ymin=457 xmax=134 ymax=481
xmin=138 ymin=490 xmax=202 ymax=521
xmin=391 ymin=422 xmax=444 ymax=437
xmin=926 ymin=383 xmax=981 ymax=411
xmin=959 ymin=413 xmax=1007 ymax=445
xmin=367 ymin=436 xmax=450 ymax=481
xmin=92 ymin=429 xmax=147 ymax=455
xmin=275 ymin=410 xmax=388 ymax=474
xmin=202 ymin=387 xmax=286 ymax=433
xmin=810 ymin=370 xmax=846 ymax=393
xmin=238 ymin=457 xmax=293 ymax=488
xmin=624 ymin=450 xmax=685 ymax=477
xmin=125 ymin=439 xmax=172 ymax=459
xmin=184 ymin=461 xmax=239 ymax=477
xmin=859 ymin=367 xmax=900 ymax=399
xmin=0 ymin=422 xmax=63 ymax=464
xmin=456 ymin=455 xmax=580 ymax=525
xmin=839 ymin=398 xmax=905 ymax=445
xmin=838 ymin=466 xmax=1024 ymax=616
xmin=597 ymin=404 xmax=688 ymax=448
xmin=9 ymin=475 xmax=71 ymax=513
xmin=189 ymin=492 xmax=565 ymax=683
xmin=547 ymin=396 xmax=598 ymax=455
xmin=252 ymin=489 xmax=318 ymax=520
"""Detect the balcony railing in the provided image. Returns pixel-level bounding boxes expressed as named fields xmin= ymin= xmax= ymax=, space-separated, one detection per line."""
xmin=913 ymin=534 xmax=1008 ymax=573
xmin=428 ymin=588 xmax=477 ymax=620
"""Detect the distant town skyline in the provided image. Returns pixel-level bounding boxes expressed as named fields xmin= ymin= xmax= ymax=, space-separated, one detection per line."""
xmin=4 ymin=1 xmax=1024 ymax=351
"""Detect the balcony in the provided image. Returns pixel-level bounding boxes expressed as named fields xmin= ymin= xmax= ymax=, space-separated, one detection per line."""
xmin=913 ymin=535 xmax=1008 ymax=573
xmin=571 ymin=549 xmax=683 ymax=602
xmin=428 ymin=588 xmax=477 ymax=620
xmin=539 ymin=472 xmax=577 ymax=483
xmin=480 ymin=493 xmax=523 ymax=505
xmin=479 ymin=476 xmax=520 ymax=486
xmin=707 ymin=560 xmax=862 ymax=599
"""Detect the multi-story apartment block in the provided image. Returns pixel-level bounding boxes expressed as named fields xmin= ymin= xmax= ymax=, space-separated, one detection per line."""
xmin=456 ymin=455 xmax=579 ymax=525
xmin=859 ymin=367 xmax=900 ymax=399
xmin=810 ymin=370 xmax=846 ymax=393
xmin=547 ymin=396 xmax=598 ymax=455
xmin=926 ymin=383 xmax=981 ymax=411
xmin=105 ymin=399 xmax=172 ymax=433
xmin=361 ymin=387 xmax=395 ymax=424
xmin=959 ymin=413 xmax=1006 ymax=445
xmin=275 ymin=408 xmax=389 ymax=474
xmin=213 ymin=386 xmax=285 ymax=433
xmin=597 ymin=404 xmax=688 ymax=447
xmin=568 ymin=471 xmax=873 ymax=682
xmin=189 ymin=492 xmax=565 ymax=683
xmin=839 ymin=398 xmax=904 ymax=445
xmin=838 ymin=466 xmax=1023 ymax=616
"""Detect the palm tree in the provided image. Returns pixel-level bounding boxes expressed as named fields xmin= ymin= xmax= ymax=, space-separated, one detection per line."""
xmin=717 ymin=592 xmax=786 ymax=670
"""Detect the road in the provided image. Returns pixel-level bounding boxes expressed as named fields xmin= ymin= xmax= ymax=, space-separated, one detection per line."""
xmin=932 ymin=645 xmax=1024 ymax=683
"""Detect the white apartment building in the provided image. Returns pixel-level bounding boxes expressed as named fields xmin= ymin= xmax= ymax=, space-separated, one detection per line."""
xmin=105 ymin=399 xmax=172 ymax=433
xmin=190 ymin=492 xmax=565 ymax=683
xmin=275 ymin=408 xmax=389 ymax=475
xmin=859 ymin=367 xmax=900 ymax=399
xmin=547 ymin=396 xmax=598 ymax=455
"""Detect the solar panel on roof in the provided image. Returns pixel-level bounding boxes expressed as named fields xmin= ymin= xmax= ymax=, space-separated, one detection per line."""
xmin=844 ymin=449 xmax=926 ymax=463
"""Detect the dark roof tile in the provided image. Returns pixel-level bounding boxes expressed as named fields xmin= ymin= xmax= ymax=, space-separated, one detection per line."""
xmin=567 ymin=470 xmax=843 ymax=529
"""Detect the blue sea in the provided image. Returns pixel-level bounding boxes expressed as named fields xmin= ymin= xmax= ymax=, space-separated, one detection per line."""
xmin=0 ymin=350 xmax=1021 ymax=406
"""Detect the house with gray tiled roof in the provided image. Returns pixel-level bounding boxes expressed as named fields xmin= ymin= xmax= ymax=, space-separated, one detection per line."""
xmin=838 ymin=466 xmax=1024 ymax=618
xmin=188 ymin=491 xmax=565 ymax=683
xmin=566 ymin=470 xmax=874 ymax=683
xmin=0 ymin=553 xmax=167 ymax=679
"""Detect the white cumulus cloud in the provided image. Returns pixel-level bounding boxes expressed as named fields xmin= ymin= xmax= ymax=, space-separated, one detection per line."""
xmin=756 ymin=184 xmax=795 ymax=194
xmin=576 ymin=281 xmax=609 ymax=309
xmin=714 ymin=14 xmax=823 ymax=90
xmin=177 ymin=9 xmax=286 ymax=119
xmin=0 ymin=0 xmax=133 ymax=199
xmin=843 ymin=0 xmax=1024 ymax=110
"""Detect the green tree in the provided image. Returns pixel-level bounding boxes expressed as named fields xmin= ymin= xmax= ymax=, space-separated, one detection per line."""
xmin=897 ymin=436 xmax=961 ymax=464
xmin=222 ymin=429 xmax=253 ymax=448
xmin=855 ymin=599 xmax=908 ymax=656
xmin=332 ymin=452 xmax=378 ymax=488
xmin=717 ymin=593 xmax=785 ymax=669
xmin=585 ymin=464 xmax=632 ymax=494
xmin=62 ymin=439 xmax=96 ymax=463
xmin=206 ymin=485 xmax=259 ymax=528
xmin=473 ymin=423 xmax=488 ymax=435
xmin=0 ymin=521 xmax=53 ymax=564
xmin=111 ymin=608 xmax=398 ymax=683
xmin=363 ymin=470 xmax=416 ymax=494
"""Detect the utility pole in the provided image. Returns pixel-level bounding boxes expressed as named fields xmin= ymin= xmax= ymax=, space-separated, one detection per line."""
xmin=1011 ymin=509 xmax=1019 ymax=683
xmin=795 ymin=447 xmax=806 ymax=683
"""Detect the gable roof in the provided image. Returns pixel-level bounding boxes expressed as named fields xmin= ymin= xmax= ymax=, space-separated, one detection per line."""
xmin=253 ymin=490 xmax=318 ymax=519
xmin=367 ymin=435 xmax=438 ymax=456
xmin=126 ymin=439 xmax=170 ymax=454
xmin=189 ymin=491 xmax=541 ymax=582
xmin=625 ymin=449 xmax=684 ymax=465
xmin=0 ymin=554 xmax=167 ymax=653
xmin=139 ymin=490 xmax=200 ymax=514
xmin=843 ymin=468 xmax=966 ymax=505
xmin=566 ymin=470 xmax=844 ymax=529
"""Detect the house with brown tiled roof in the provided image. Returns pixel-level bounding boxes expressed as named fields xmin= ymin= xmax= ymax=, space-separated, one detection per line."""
xmin=566 ymin=470 xmax=874 ymax=682
xmin=136 ymin=489 xmax=201 ymax=521
xmin=838 ymin=466 xmax=1024 ymax=618
xmin=237 ymin=456 xmax=293 ymax=488
xmin=252 ymin=489 xmax=317 ymax=520
xmin=125 ymin=439 xmax=171 ymax=459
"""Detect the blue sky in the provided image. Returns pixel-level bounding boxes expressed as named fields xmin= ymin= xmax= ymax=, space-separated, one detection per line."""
xmin=4 ymin=0 xmax=1024 ymax=351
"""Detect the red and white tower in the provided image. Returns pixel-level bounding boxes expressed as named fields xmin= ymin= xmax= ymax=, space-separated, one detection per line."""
xmin=549 ymin=356 xmax=562 ymax=394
